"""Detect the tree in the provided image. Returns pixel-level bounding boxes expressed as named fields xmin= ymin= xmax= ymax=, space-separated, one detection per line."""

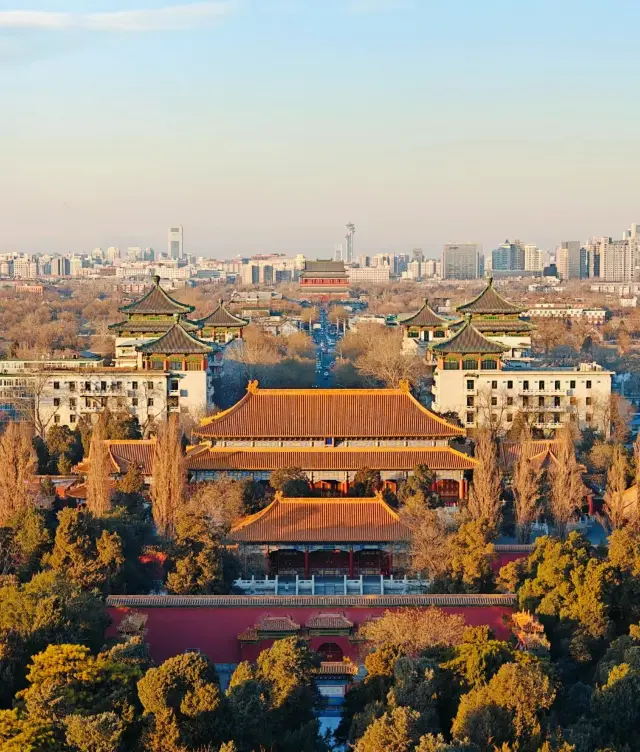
xmin=399 ymin=504 xmax=452 ymax=581
xmin=151 ymin=415 xmax=186 ymax=538
xmin=442 ymin=626 xmax=515 ymax=691
xmin=44 ymin=424 xmax=82 ymax=475
xmin=64 ymin=713 xmax=125 ymax=752
xmin=188 ymin=477 xmax=246 ymax=527
xmin=85 ymin=415 xmax=112 ymax=517
xmin=354 ymin=706 xmax=421 ymax=752
xmin=467 ymin=428 xmax=502 ymax=535
xmin=45 ymin=507 xmax=124 ymax=593
xmin=604 ymin=444 xmax=631 ymax=530
xmin=352 ymin=467 xmax=382 ymax=496
xmin=511 ymin=427 xmax=543 ymax=543
xmin=397 ymin=465 xmax=440 ymax=509
xmin=358 ymin=608 xmax=466 ymax=655
xmin=0 ymin=422 xmax=37 ymax=526
xmin=137 ymin=652 xmax=229 ymax=752
xmin=165 ymin=505 xmax=226 ymax=594
xmin=446 ymin=520 xmax=495 ymax=593
xmin=549 ymin=425 xmax=585 ymax=538
xmin=269 ymin=467 xmax=311 ymax=497
xmin=451 ymin=661 xmax=555 ymax=751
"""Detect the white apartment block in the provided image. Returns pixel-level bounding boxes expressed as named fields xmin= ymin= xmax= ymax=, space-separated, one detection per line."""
xmin=442 ymin=243 xmax=481 ymax=280
xmin=348 ymin=267 xmax=391 ymax=284
xmin=600 ymin=239 xmax=637 ymax=282
xmin=525 ymin=304 xmax=606 ymax=325
xmin=432 ymin=362 xmax=612 ymax=436
xmin=524 ymin=245 xmax=544 ymax=273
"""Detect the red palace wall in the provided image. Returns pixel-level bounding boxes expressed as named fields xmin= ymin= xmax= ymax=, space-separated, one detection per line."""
xmin=107 ymin=604 xmax=515 ymax=665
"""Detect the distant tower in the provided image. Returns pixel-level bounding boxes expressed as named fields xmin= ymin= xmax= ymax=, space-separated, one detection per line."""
xmin=168 ymin=226 xmax=183 ymax=260
xmin=345 ymin=223 xmax=355 ymax=264
xmin=334 ymin=244 xmax=343 ymax=262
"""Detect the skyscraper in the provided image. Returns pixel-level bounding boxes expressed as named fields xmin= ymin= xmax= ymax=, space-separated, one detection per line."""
xmin=492 ymin=240 xmax=524 ymax=272
xmin=524 ymin=245 xmax=544 ymax=273
xmin=344 ymin=223 xmax=355 ymax=264
xmin=556 ymin=241 xmax=581 ymax=280
xmin=441 ymin=243 xmax=481 ymax=279
xmin=168 ymin=226 xmax=184 ymax=260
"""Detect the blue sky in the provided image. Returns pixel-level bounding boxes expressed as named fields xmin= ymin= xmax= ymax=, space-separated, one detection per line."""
xmin=2 ymin=0 xmax=640 ymax=257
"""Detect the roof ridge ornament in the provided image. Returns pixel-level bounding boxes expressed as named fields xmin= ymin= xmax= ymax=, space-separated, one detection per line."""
xmin=153 ymin=274 xmax=160 ymax=286
xmin=247 ymin=380 xmax=260 ymax=394
xmin=398 ymin=379 xmax=411 ymax=393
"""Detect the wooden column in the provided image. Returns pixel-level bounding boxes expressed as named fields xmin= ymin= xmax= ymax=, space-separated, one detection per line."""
xmin=349 ymin=550 xmax=354 ymax=578
xmin=265 ymin=547 xmax=270 ymax=575
xmin=387 ymin=551 xmax=393 ymax=576
xmin=304 ymin=549 xmax=310 ymax=579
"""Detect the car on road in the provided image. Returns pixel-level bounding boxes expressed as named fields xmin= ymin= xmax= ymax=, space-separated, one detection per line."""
xmin=323 ymin=371 xmax=329 ymax=378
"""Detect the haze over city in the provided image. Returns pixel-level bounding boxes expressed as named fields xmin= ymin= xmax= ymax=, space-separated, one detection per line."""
xmin=3 ymin=0 xmax=640 ymax=256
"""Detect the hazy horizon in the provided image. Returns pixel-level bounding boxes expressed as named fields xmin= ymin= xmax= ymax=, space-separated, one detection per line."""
xmin=3 ymin=0 xmax=640 ymax=258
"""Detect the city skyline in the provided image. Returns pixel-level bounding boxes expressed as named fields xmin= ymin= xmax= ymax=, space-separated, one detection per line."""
xmin=3 ymin=0 xmax=640 ymax=256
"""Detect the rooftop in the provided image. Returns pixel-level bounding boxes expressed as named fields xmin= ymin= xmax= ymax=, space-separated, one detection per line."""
xmin=230 ymin=491 xmax=411 ymax=544
xmin=136 ymin=323 xmax=215 ymax=355
xmin=398 ymin=298 xmax=456 ymax=328
xmin=119 ymin=275 xmax=195 ymax=316
xmin=456 ymin=278 xmax=525 ymax=315
xmin=198 ymin=300 xmax=248 ymax=328
xmin=75 ymin=439 xmax=156 ymax=476
xmin=195 ymin=381 xmax=464 ymax=439
xmin=431 ymin=319 xmax=508 ymax=355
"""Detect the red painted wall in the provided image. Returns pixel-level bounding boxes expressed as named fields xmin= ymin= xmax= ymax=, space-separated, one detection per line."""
xmin=107 ymin=605 xmax=514 ymax=664
xmin=492 ymin=551 xmax=529 ymax=574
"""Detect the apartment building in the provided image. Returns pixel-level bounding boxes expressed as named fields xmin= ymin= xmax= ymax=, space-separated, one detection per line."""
xmin=524 ymin=304 xmax=607 ymax=325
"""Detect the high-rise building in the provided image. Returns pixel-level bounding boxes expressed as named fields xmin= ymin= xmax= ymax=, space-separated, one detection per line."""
xmin=556 ymin=241 xmax=581 ymax=280
xmin=168 ymin=226 xmax=184 ymax=260
xmin=441 ymin=243 xmax=481 ymax=279
xmin=334 ymin=244 xmax=343 ymax=262
xmin=601 ymin=239 xmax=635 ymax=282
xmin=344 ymin=223 xmax=355 ymax=264
xmin=492 ymin=240 xmax=525 ymax=273
xmin=524 ymin=245 xmax=544 ymax=273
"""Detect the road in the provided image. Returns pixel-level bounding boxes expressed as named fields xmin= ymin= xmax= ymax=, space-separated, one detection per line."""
xmin=312 ymin=308 xmax=338 ymax=387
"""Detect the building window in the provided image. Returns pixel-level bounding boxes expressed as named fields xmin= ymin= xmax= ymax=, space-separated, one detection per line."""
xmin=132 ymin=381 xmax=138 ymax=390
xmin=101 ymin=381 xmax=107 ymax=391
xmin=443 ymin=359 xmax=460 ymax=370
xmin=586 ymin=396 xmax=592 ymax=406
xmin=466 ymin=380 xmax=475 ymax=390
xmin=523 ymin=396 xmax=529 ymax=407
xmin=491 ymin=380 xmax=498 ymax=389
xmin=555 ymin=380 xmax=561 ymax=390
xmin=507 ymin=380 xmax=513 ymax=389
xmin=466 ymin=412 xmax=474 ymax=425
xmin=53 ymin=381 xmax=60 ymax=390
xmin=169 ymin=360 xmax=182 ymax=371
xmin=69 ymin=415 xmax=76 ymax=423
xmin=132 ymin=398 xmax=139 ymax=407
xmin=325 ymin=438 xmax=334 ymax=447
xmin=538 ymin=413 xmax=544 ymax=423
xmin=84 ymin=382 xmax=91 ymax=392
xmin=507 ymin=396 xmax=513 ymax=406
xmin=570 ymin=380 xmax=576 ymax=389
xmin=170 ymin=380 xmax=179 ymax=392
xmin=466 ymin=396 xmax=474 ymax=407
xmin=115 ymin=381 xmax=122 ymax=390
xmin=538 ymin=396 xmax=545 ymax=407
xmin=491 ymin=396 xmax=497 ymax=406
xmin=523 ymin=380 xmax=529 ymax=391
xmin=539 ymin=380 xmax=545 ymax=390
xmin=152 ymin=360 xmax=164 ymax=371
xmin=147 ymin=398 xmax=154 ymax=407
xmin=462 ymin=358 xmax=478 ymax=370
xmin=586 ymin=380 xmax=592 ymax=389
xmin=53 ymin=415 xmax=60 ymax=424
xmin=586 ymin=413 xmax=592 ymax=423
xmin=147 ymin=381 xmax=154 ymax=390
xmin=69 ymin=382 xmax=76 ymax=391
xmin=53 ymin=398 xmax=60 ymax=407
xmin=481 ymin=359 xmax=497 ymax=370
xmin=554 ymin=396 xmax=560 ymax=407
xmin=186 ymin=361 xmax=202 ymax=371
xmin=69 ymin=398 xmax=76 ymax=409
xmin=506 ymin=413 xmax=513 ymax=422
xmin=553 ymin=414 xmax=560 ymax=423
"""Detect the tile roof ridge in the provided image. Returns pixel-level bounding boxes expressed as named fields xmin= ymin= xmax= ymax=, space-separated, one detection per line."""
xmin=230 ymin=496 xmax=279 ymax=533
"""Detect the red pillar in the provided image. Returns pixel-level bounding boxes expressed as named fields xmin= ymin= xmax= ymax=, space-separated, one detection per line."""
xmin=265 ymin=548 xmax=270 ymax=575
xmin=304 ymin=549 xmax=309 ymax=579
xmin=349 ymin=550 xmax=354 ymax=578
xmin=387 ymin=551 xmax=393 ymax=576
xmin=459 ymin=479 xmax=466 ymax=500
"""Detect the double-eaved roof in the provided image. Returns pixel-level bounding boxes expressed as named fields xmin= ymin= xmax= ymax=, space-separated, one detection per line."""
xmin=186 ymin=445 xmax=477 ymax=472
xmin=399 ymin=298 xmax=455 ymax=328
xmin=431 ymin=320 xmax=508 ymax=355
xmin=456 ymin=277 xmax=524 ymax=316
xmin=230 ymin=492 xmax=411 ymax=543
xmin=136 ymin=323 xmax=215 ymax=355
xmin=195 ymin=381 xmax=464 ymax=439
xmin=119 ymin=275 xmax=195 ymax=316
xmin=199 ymin=301 xmax=248 ymax=328
xmin=300 ymin=260 xmax=348 ymax=278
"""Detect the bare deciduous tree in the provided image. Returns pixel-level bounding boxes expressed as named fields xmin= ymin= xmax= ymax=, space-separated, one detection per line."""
xmin=511 ymin=426 xmax=543 ymax=543
xmin=549 ymin=424 xmax=585 ymax=538
xmin=151 ymin=415 xmax=186 ymax=538
xmin=358 ymin=607 xmax=466 ymax=654
xmin=467 ymin=428 xmax=503 ymax=535
xmin=604 ymin=443 xmax=631 ymax=530
xmin=399 ymin=501 xmax=455 ymax=581
xmin=85 ymin=415 xmax=112 ymax=517
xmin=0 ymin=422 xmax=37 ymax=525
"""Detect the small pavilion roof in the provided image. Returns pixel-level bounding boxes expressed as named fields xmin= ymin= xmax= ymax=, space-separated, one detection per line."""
xmin=136 ymin=323 xmax=214 ymax=355
xmin=195 ymin=381 xmax=464 ymax=439
xmin=230 ymin=492 xmax=410 ymax=544
xmin=199 ymin=301 xmax=248 ymax=328
xmin=431 ymin=320 xmax=508 ymax=356
xmin=306 ymin=613 xmax=354 ymax=630
xmin=500 ymin=440 xmax=587 ymax=473
xmin=470 ymin=319 xmax=535 ymax=334
xmin=399 ymin=298 xmax=456 ymax=328
xmin=119 ymin=276 xmax=195 ymax=316
xmin=186 ymin=445 xmax=477 ymax=472
xmin=74 ymin=439 xmax=156 ymax=476
xmin=109 ymin=319 xmax=200 ymax=333
xmin=456 ymin=278 xmax=524 ymax=315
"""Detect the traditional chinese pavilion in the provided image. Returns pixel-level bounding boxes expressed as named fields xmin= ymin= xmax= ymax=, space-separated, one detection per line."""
xmin=454 ymin=278 xmax=534 ymax=359
xmin=428 ymin=318 xmax=508 ymax=370
xmin=399 ymin=298 xmax=459 ymax=343
xmin=197 ymin=300 xmax=248 ymax=344
xmin=110 ymin=275 xmax=198 ymax=339
xmin=230 ymin=492 xmax=411 ymax=578
xmin=298 ymin=260 xmax=350 ymax=299
xmin=191 ymin=381 xmax=474 ymax=500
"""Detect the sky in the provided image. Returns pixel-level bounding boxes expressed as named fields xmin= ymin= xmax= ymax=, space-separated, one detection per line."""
xmin=2 ymin=0 xmax=640 ymax=258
